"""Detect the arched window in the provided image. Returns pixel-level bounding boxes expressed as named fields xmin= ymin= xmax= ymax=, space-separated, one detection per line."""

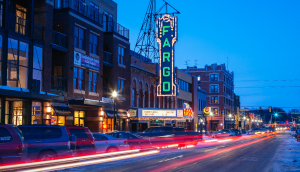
xmin=132 ymin=80 xmax=136 ymax=107
xmin=144 ymin=84 xmax=149 ymax=107
xmin=150 ymin=85 xmax=154 ymax=107
xmin=139 ymin=82 xmax=143 ymax=108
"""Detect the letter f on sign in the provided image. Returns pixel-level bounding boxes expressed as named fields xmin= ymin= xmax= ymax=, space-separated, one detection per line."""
xmin=163 ymin=26 xmax=170 ymax=36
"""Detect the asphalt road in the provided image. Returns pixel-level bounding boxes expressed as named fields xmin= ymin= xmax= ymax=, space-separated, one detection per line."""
xmin=62 ymin=132 xmax=285 ymax=172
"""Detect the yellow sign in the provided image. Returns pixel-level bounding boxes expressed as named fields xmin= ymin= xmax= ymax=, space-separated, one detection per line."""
xmin=203 ymin=107 xmax=211 ymax=114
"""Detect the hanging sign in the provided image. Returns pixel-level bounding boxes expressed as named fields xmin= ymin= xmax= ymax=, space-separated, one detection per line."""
xmin=156 ymin=14 xmax=178 ymax=96
xmin=74 ymin=51 xmax=100 ymax=71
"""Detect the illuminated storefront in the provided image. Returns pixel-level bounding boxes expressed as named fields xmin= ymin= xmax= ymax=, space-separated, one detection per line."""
xmin=129 ymin=108 xmax=193 ymax=132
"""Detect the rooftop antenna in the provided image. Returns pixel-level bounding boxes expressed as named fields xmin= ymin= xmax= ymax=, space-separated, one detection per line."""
xmin=194 ymin=60 xmax=199 ymax=68
xmin=184 ymin=60 xmax=190 ymax=68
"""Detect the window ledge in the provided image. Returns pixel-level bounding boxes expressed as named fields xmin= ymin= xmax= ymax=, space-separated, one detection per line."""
xmin=89 ymin=53 xmax=99 ymax=59
xmin=89 ymin=92 xmax=99 ymax=97
xmin=118 ymin=64 xmax=126 ymax=68
xmin=74 ymin=48 xmax=86 ymax=55
xmin=74 ymin=89 xmax=85 ymax=94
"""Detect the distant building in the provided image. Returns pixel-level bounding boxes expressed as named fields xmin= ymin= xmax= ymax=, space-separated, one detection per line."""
xmin=181 ymin=63 xmax=234 ymax=131
xmin=198 ymin=89 xmax=207 ymax=132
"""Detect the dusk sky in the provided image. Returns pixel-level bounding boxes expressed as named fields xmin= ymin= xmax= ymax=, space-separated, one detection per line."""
xmin=115 ymin=0 xmax=300 ymax=111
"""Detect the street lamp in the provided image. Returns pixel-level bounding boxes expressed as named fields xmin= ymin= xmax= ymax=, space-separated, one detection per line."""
xmin=210 ymin=112 xmax=213 ymax=132
xmin=112 ymin=91 xmax=117 ymax=131
xmin=274 ymin=113 xmax=278 ymax=128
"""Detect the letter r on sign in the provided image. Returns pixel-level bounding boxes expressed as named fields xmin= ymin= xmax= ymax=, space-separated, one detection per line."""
xmin=163 ymin=52 xmax=170 ymax=62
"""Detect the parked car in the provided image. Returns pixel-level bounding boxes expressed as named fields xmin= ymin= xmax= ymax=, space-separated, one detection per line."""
xmin=247 ymin=128 xmax=266 ymax=135
xmin=212 ymin=129 xmax=234 ymax=138
xmin=106 ymin=132 xmax=152 ymax=149
xmin=231 ymin=129 xmax=242 ymax=136
xmin=137 ymin=127 xmax=202 ymax=147
xmin=65 ymin=126 xmax=96 ymax=155
xmin=92 ymin=133 xmax=129 ymax=153
xmin=18 ymin=125 xmax=72 ymax=161
xmin=0 ymin=124 xmax=27 ymax=164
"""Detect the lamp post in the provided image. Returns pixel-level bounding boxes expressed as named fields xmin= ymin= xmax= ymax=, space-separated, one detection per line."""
xmin=112 ymin=91 xmax=117 ymax=131
xmin=274 ymin=113 xmax=278 ymax=128
xmin=228 ymin=114 xmax=232 ymax=129
xmin=243 ymin=116 xmax=246 ymax=130
xmin=210 ymin=112 xmax=213 ymax=133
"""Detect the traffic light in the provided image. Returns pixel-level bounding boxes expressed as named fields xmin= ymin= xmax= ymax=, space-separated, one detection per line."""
xmin=269 ymin=106 xmax=272 ymax=113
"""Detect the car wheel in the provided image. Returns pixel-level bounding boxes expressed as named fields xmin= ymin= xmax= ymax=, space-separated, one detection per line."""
xmin=106 ymin=147 xmax=118 ymax=153
xmin=38 ymin=151 xmax=56 ymax=161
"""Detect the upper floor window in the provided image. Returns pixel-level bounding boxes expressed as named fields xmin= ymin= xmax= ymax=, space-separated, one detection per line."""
xmin=7 ymin=38 xmax=28 ymax=89
xmin=210 ymin=85 xmax=219 ymax=93
xmin=16 ymin=5 xmax=27 ymax=35
xmin=33 ymin=46 xmax=43 ymax=91
xmin=198 ymin=86 xmax=201 ymax=90
xmin=210 ymin=74 xmax=218 ymax=81
xmin=211 ymin=96 xmax=218 ymax=104
xmin=90 ymin=2 xmax=99 ymax=10
xmin=197 ymin=75 xmax=201 ymax=81
xmin=212 ymin=108 xmax=218 ymax=115
xmin=73 ymin=67 xmax=84 ymax=90
xmin=74 ymin=26 xmax=85 ymax=50
xmin=89 ymin=33 xmax=98 ymax=55
xmin=118 ymin=46 xmax=125 ymax=65
xmin=118 ymin=79 xmax=125 ymax=96
xmin=177 ymin=79 xmax=191 ymax=92
xmin=89 ymin=71 xmax=97 ymax=92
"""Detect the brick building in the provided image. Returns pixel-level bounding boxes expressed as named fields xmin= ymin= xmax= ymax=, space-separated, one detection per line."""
xmin=182 ymin=63 xmax=235 ymax=131
xmin=0 ymin=0 xmax=131 ymax=132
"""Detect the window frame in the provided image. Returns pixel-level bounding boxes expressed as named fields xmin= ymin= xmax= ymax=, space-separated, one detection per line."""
xmin=210 ymin=73 xmax=218 ymax=81
xmin=210 ymin=84 xmax=219 ymax=93
xmin=89 ymin=32 xmax=98 ymax=55
xmin=73 ymin=67 xmax=84 ymax=90
xmin=211 ymin=96 xmax=219 ymax=104
xmin=74 ymin=25 xmax=85 ymax=50
xmin=118 ymin=79 xmax=125 ymax=96
xmin=88 ymin=71 xmax=98 ymax=92
xmin=118 ymin=46 xmax=125 ymax=65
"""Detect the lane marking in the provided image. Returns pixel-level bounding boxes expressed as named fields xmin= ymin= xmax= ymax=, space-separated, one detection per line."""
xmin=159 ymin=155 xmax=183 ymax=162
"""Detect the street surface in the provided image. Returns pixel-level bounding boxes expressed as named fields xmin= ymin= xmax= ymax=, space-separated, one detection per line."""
xmin=2 ymin=132 xmax=298 ymax=172
xmin=56 ymin=132 xmax=299 ymax=172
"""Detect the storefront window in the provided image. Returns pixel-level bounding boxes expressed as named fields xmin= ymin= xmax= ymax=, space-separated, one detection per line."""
xmin=12 ymin=101 xmax=22 ymax=125
xmin=32 ymin=102 xmax=41 ymax=124
xmin=74 ymin=110 xmax=85 ymax=126
xmin=58 ymin=116 xmax=65 ymax=126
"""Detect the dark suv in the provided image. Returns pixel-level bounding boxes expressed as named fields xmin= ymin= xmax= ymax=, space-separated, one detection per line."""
xmin=0 ymin=124 xmax=27 ymax=164
xmin=65 ymin=126 xmax=96 ymax=155
xmin=18 ymin=125 xmax=72 ymax=161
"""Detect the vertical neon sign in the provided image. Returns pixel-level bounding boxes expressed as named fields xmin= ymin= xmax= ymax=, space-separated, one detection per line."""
xmin=157 ymin=14 xmax=178 ymax=96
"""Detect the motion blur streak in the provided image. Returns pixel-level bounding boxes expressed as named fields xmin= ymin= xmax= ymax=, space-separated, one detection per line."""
xmin=218 ymin=139 xmax=233 ymax=143
xmin=204 ymin=139 xmax=218 ymax=143
xmin=0 ymin=150 xmax=140 ymax=171
xmin=20 ymin=150 xmax=160 ymax=172
xmin=152 ymin=134 xmax=277 ymax=172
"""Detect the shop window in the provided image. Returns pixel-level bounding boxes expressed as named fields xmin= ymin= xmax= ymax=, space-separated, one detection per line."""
xmin=212 ymin=108 xmax=218 ymax=115
xmin=12 ymin=101 xmax=22 ymax=125
xmin=74 ymin=111 xmax=85 ymax=126
xmin=73 ymin=67 xmax=84 ymax=90
xmin=89 ymin=33 xmax=98 ymax=55
xmin=118 ymin=46 xmax=124 ymax=65
xmin=32 ymin=102 xmax=41 ymax=125
xmin=33 ymin=46 xmax=43 ymax=91
xmin=118 ymin=79 xmax=124 ymax=96
xmin=74 ymin=26 xmax=85 ymax=50
xmin=7 ymin=38 xmax=28 ymax=89
xmin=89 ymin=71 xmax=97 ymax=92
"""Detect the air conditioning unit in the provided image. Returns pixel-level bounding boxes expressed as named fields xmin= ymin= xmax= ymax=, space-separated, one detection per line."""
xmin=31 ymin=79 xmax=41 ymax=93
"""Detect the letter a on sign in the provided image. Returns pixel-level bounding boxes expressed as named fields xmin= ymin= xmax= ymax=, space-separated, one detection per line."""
xmin=156 ymin=14 xmax=178 ymax=96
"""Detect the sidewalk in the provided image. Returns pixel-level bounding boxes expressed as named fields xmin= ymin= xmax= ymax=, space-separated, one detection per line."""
xmin=264 ymin=132 xmax=300 ymax=172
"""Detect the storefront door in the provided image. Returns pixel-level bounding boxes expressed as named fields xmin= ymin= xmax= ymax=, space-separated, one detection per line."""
xmin=74 ymin=111 xmax=85 ymax=126
xmin=12 ymin=101 xmax=22 ymax=125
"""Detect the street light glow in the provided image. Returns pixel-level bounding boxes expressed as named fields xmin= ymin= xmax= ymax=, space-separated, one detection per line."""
xmin=112 ymin=91 xmax=118 ymax=98
xmin=210 ymin=112 xmax=213 ymax=116
xmin=229 ymin=114 xmax=232 ymax=118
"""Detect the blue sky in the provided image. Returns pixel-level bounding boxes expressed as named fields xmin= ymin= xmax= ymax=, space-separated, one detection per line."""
xmin=114 ymin=0 xmax=300 ymax=111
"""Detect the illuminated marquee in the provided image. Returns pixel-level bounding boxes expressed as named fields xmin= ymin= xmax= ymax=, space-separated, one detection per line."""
xmin=183 ymin=109 xmax=193 ymax=117
xmin=156 ymin=14 xmax=178 ymax=96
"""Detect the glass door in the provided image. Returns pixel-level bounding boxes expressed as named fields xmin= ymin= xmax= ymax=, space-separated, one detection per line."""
xmin=12 ymin=101 xmax=22 ymax=125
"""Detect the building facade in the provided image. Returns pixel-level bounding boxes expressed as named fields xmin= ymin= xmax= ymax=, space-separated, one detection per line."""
xmin=0 ymin=0 xmax=131 ymax=133
xmin=182 ymin=63 xmax=234 ymax=131
xmin=198 ymin=89 xmax=207 ymax=132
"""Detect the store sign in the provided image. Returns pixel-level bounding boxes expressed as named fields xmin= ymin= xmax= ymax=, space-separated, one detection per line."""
xmin=102 ymin=97 xmax=114 ymax=103
xmin=74 ymin=51 xmax=100 ymax=71
xmin=203 ymin=107 xmax=211 ymax=116
xmin=142 ymin=110 xmax=176 ymax=117
xmin=157 ymin=14 xmax=178 ymax=96
xmin=128 ymin=109 xmax=137 ymax=117
xmin=183 ymin=109 xmax=193 ymax=117
xmin=177 ymin=110 xmax=183 ymax=118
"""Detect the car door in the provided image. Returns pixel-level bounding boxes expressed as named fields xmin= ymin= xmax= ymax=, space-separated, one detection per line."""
xmin=94 ymin=134 xmax=109 ymax=153
xmin=0 ymin=127 xmax=14 ymax=163
xmin=18 ymin=127 xmax=43 ymax=160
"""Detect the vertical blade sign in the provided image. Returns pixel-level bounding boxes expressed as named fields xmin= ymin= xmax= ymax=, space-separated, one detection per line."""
xmin=157 ymin=14 xmax=178 ymax=96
